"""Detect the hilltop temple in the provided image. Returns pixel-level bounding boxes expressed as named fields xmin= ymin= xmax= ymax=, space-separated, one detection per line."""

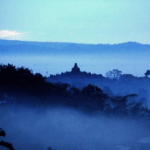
xmin=71 ymin=63 xmax=80 ymax=74
xmin=47 ymin=63 xmax=104 ymax=86
xmin=48 ymin=63 xmax=103 ymax=79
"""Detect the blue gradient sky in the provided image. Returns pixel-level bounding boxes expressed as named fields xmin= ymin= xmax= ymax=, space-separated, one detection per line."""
xmin=0 ymin=0 xmax=150 ymax=44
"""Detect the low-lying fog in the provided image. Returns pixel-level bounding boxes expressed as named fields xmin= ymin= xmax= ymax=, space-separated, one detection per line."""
xmin=0 ymin=105 xmax=150 ymax=150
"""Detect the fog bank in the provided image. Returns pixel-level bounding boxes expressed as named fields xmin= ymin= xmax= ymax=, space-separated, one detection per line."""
xmin=0 ymin=105 xmax=150 ymax=150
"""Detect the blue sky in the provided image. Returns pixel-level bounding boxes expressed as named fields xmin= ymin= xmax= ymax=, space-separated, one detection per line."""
xmin=0 ymin=0 xmax=150 ymax=44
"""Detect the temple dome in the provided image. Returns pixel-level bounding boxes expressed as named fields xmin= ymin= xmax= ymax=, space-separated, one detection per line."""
xmin=71 ymin=63 xmax=80 ymax=74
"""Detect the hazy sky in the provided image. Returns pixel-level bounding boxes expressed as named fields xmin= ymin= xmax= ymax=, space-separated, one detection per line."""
xmin=0 ymin=0 xmax=150 ymax=44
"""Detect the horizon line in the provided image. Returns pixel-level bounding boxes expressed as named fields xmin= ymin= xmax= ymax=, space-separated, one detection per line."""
xmin=0 ymin=38 xmax=149 ymax=46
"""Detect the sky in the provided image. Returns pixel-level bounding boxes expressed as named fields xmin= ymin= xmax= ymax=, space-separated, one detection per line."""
xmin=0 ymin=0 xmax=150 ymax=44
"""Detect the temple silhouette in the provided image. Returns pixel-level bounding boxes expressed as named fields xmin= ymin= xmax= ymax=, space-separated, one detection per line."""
xmin=71 ymin=63 xmax=80 ymax=74
xmin=47 ymin=63 xmax=103 ymax=86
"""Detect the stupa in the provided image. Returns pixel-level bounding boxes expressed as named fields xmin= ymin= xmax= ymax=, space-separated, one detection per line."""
xmin=71 ymin=63 xmax=80 ymax=74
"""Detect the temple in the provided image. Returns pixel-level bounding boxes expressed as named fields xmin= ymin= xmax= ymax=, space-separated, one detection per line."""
xmin=71 ymin=63 xmax=80 ymax=74
xmin=47 ymin=63 xmax=103 ymax=86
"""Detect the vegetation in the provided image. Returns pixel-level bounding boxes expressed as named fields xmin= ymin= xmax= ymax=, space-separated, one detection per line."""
xmin=0 ymin=128 xmax=15 ymax=150
xmin=0 ymin=63 xmax=150 ymax=119
xmin=145 ymin=70 xmax=150 ymax=77
xmin=1 ymin=63 xmax=150 ymax=150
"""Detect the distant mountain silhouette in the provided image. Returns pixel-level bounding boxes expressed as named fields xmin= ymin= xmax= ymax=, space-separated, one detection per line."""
xmin=0 ymin=39 xmax=150 ymax=56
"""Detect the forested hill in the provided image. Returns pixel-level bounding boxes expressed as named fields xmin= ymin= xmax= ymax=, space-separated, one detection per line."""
xmin=0 ymin=39 xmax=150 ymax=55
xmin=0 ymin=64 xmax=150 ymax=119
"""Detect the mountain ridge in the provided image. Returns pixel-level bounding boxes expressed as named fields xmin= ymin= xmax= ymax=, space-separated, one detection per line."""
xmin=0 ymin=39 xmax=150 ymax=56
xmin=0 ymin=39 xmax=149 ymax=46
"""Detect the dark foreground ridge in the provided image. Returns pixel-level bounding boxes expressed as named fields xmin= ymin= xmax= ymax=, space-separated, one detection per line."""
xmin=0 ymin=63 xmax=150 ymax=119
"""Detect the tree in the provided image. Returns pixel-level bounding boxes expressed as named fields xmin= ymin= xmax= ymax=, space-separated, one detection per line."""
xmin=106 ymin=69 xmax=122 ymax=79
xmin=81 ymin=84 xmax=104 ymax=97
xmin=81 ymin=84 xmax=108 ymax=110
xmin=145 ymin=70 xmax=150 ymax=77
xmin=0 ymin=128 xmax=6 ymax=137
xmin=0 ymin=128 xmax=15 ymax=150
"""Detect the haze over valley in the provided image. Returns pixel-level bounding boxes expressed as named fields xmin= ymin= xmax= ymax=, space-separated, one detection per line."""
xmin=1 ymin=0 xmax=150 ymax=149
xmin=0 ymin=39 xmax=150 ymax=77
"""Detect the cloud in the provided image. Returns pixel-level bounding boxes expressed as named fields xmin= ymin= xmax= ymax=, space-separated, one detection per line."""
xmin=0 ymin=30 xmax=21 ymax=37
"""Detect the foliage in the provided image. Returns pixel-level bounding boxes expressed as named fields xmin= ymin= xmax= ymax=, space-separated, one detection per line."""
xmin=0 ymin=64 xmax=150 ymax=119
xmin=106 ymin=69 xmax=122 ymax=79
xmin=145 ymin=70 xmax=150 ymax=77
xmin=0 ymin=128 xmax=15 ymax=150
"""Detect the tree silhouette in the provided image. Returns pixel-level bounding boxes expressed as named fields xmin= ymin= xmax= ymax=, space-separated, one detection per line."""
xmin=145 ymin=70 xmax=150 ymax=77
xmin=81 ymin=84 xmax=104 ymax=97
xmin=0 ymin=128 xmax=15 ymax=150
xmin=0 ymin=128 xmax=6 ymax=137
xmin=106 ymin=69 xmax=122 ymax=79
xmin=0 ymin=141 xmax=15 ymax=150
xmin=81 ymin=84 xmax=108 ymax=110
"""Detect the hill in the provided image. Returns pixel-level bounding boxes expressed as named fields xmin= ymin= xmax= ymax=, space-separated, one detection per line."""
xmin=0 ymin=39 xmax=150 ymax=56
